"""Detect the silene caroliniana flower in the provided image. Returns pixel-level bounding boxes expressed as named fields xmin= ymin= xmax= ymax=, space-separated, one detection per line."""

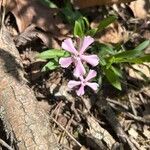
xmin=68 ymin=70 xmax=99 ymax=96
xmin=59 ymin=36 xmax=99 ymax=77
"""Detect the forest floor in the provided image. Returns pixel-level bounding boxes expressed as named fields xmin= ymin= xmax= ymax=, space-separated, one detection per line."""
xmin=0 ymin=0 xmax=150 ymax=150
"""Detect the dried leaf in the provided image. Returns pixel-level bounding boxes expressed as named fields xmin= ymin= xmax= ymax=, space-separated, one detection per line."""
xmin=97 ymin=22 xmax=128 ymax=44
xmin=91 ymin=19 xmax=127 ymax=44
xmin=3 ymin=0 xmax=59 ymax=32
xmin=128 ymin=63 xmax=150 ymax=81
xmin=129 ymin=0 xmax=150 ymax=19
xmin=1 ymin=0 xmax=67 ymax=47
xmin=143 ymin=126 xmax=150 ymax=139
xmin=86 ymin=116 xmax=115 ymax=149
xmin=128 ymin=128 xmax=138 ymax=139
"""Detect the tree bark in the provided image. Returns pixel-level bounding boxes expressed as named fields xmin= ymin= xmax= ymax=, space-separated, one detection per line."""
xmin=0 ymin=27 xmax=58 ymax=150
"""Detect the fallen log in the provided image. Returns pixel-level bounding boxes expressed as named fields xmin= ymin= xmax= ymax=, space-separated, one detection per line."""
xmin=0 ymin=27 xmax=58 ymax=150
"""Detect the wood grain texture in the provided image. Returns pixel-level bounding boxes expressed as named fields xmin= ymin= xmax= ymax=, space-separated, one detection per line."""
xmin=0 ymin=27 xmax=58 ymax=150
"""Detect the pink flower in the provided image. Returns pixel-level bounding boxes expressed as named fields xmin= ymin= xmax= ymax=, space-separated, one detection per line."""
xmin=59 ymin=36 xmax=99 ymax=77
xmin=68 ymin=70 xmax=99 ymax=96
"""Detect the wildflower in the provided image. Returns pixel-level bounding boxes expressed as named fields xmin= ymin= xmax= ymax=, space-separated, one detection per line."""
xmin=68 ymin=70 xmax=99 ymax=96
xmin=59 ymin=36 xmax=99 ymax=77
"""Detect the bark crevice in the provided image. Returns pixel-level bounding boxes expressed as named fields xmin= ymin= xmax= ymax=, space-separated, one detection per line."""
xmin=0 ymin=27 xmax=58 ymax=150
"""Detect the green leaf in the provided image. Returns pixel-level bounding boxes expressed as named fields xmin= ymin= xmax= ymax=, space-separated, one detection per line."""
xmin=86 ymin=16 xmax=117 ymax=36
xmin=134 ymin=40 xmax=150 ymax=51
xmin=111 ymin=66 xmax=123 ymax=78
xmin=103 ymin=67 xmax=122 ymax=90
xmin=137 ymin=54 xmax=150 ymax=62
xmin=42 ymin=61 xmax=58 ymax=72
xmin=97 ymin=15 xmax=117 ymax=32
xmin=127 ymin=54 xmax=150 ymax=64
xmin=82 ymin=17 xmax=89 ymax=28
xmin=86 ymin=28 xmax=98 ymax=36
xmin=109 ymin=53 xmax=150 ymax=64
xmin=98 ymin=43 xmax=115 ymax=56
xmin=37 ymin=49 xmax=69 ymax=60
xmin=109 ymin=41 xmax=150 ymax=64
xmin=105 ymin=56 xmax=116 ymax=68
xmin=114 ymin=49 xmax=144 ymax=59
xmin=112 ymin=40 xmax=150 ymax=61
xmin=99 ymin=57 xmax=107 ymax=66
xmin=74 ymin=17 xmax=89 ymax=37
xmin=74 ymin=20 xmax=84 ymax=37
xmin=62 ymin=3 xmax=82 ymax=24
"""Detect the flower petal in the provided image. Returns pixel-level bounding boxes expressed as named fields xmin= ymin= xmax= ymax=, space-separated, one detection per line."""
xmin=86 ymin=82 xmax=99 ymax=91
xmin=85 ymin=70 xmax=97 ymax=81
xmin=73 ymin=59 xmax=86 ymax=77
xmin=62 ymin=38 xmax=78 ymax=54
xmin=79 ymin=36 xmax=94 ymax=54
xmin=81 ymin=54 xmax=99 ymax=66
xmin=76 ymin=85 xmax=85 ymax=96
xmin=59 ymin=57 xmax=73 ymax=68
xmin=68 ymin=80 xmax=81 ymax=89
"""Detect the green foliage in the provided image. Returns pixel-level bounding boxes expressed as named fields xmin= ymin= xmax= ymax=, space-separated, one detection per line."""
xmin=103 ymin=66 xmax=122 ymax=90
xmin=87 ymin=15 xmax=117 ymax=36
xmin=97 ymin=16 xmax=117 ymax=32
xmin=86 ymin=28 xmax=98 ymax=37
xmin=61 ymin=2 xmax=82 ymax=24
xmin=74 ymin=17 xmax=89 ymax=37
xmin=106 ymin=40 xmax=150 ymax=64
xmin=73 ymin=15 xmax=117 ymax=37
xmin=98 ymin=40 xmax=150 ymax=90
xmin=98 ymin=43 xmax=116 ymax=56
xmin=38 ymin=11 xmax=150 ymax=91
xmin=37 ymin=49 xmax=69 ymax=59
xmin=42 ymin=60 xmax=58 ymax=72
xmin=134 ymin=40 xmax=150 ymax=51
xmin=37 ymin=49 xmax=70 ymax=71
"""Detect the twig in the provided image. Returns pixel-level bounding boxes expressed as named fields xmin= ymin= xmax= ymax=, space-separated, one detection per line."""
xmin=50 ymin=116 xmax=82 ymax=148
xmin=50 ymin=101 xmax=63 ymax=118
xmin=103 ymin=107 xmax=137 ymax=150
xmin=71 ymin=101 xmax=81 ymax=122
xmin=97 ymin=96 xmax=137 ymax=150
xmin=59 ymin=115 xmax=74 ymax=144
xmin=128 ymin=93 xmax=146 ymax=130
xmin=138 ymin=93 xmax=145 ymax=104
xmin=0 ymin=139 xmax=14 ymax=150
xmin=51 ymin=101 xmax=63 ymax=129
xmin=128 ymin=94 xmax=137 ymax=116
xmin=106 ymin=98 xmax=129 ymax=111
xmin=110 ymin=104 xmax=150 ymax=125
xmin=130 ymin=137 xmax=141 ymax=150
xmin=126 ymin=113 xmax=150 ymax=126
xmin=51 ymin=84 xmax=81 ymax=121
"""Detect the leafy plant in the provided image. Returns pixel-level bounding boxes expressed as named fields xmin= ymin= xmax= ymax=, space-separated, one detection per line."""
xmin=61 ymin=2 xmax=82 ymax=25
xmin=37 ymin=49 xmax=69 ymax=71
xmin=38 ymin=14 xmax=150 ymax=94
xmin=74 ymin=17 xmax=89 ymax=37
xmin=98 ymin=40 xmax=150 ymax=90
xmin=73 ymin=15 xmax=117 ymax=37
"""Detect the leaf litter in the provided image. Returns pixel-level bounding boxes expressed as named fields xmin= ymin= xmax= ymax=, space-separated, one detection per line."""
xmin=1 ymin=0 xmax=150 ymax=149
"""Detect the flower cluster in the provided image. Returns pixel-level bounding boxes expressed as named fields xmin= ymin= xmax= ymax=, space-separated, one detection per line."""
xmin=59 ymin=36 xmax=99 ymax=96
